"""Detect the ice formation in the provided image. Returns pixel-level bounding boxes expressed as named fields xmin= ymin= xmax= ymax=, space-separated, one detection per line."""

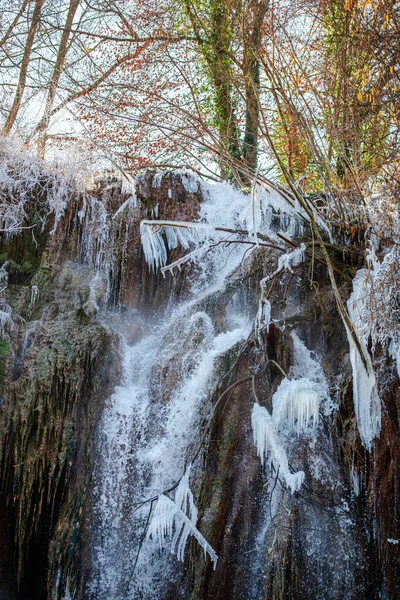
xmin=0 ymin=138 xmax=76 ymax=234
xmin=140 ymin=220 xmax=211 ymax=271
xmin=362 ymin=246 xmax=400 ymax=380
xmin=140 ymin=175 xmax=306 ymax=276
xmin=389 ymin=340 xmax=400 ymax=380
xmin=0 ymin=303 xmax=16 ymax=341
xmin=346 ymin=268 xmax=381 ymax=450
xmin=0 ymin=261 xmax=8 ymax=289
xmin=29 ymin=285 xmax=40 ymax=310
xmin=146 ymin=467 xmax=218 ymax=568
xmin=254 ymin=298 xmax=271 ymax=343
xmin=272 ymin=377 xmax=320 ymax=434
xmin=277 ymin=243 xmax=306 ymax=273
xmin=251 ymin=403 xmax=305 ymax=493
xmin=251 ymin=332 xmax=329 ymax=493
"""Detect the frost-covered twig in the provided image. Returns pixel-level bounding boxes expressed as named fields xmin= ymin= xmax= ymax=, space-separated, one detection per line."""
xmin=0 ymin=138 xmax=78 ymax=234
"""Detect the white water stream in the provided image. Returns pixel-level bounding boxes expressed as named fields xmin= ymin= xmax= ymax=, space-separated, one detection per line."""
xmin=86 ymin=177 xmax=341 ymax=599
xmin=87 ymin=181 xmax=263 ymax=598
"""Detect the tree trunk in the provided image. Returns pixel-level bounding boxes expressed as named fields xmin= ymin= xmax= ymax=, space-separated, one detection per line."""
xmin=2 ymin=0 xmax=45 ymax=136
xmin=242 ymin=0 xmax=269 ymax=178
xmin=36 ymin=0 xmax=80 ymax=158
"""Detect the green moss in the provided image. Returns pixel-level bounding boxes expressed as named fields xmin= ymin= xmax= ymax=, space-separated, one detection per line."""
xmin=0 ymin=339 xmax=10 ymax=356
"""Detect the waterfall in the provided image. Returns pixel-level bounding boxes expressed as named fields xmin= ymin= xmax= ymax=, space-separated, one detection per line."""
xmin=87 ymin=181 xmax=260 ymax=599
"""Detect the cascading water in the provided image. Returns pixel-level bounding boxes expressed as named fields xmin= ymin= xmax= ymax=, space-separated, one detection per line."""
xmin=87 ymin=180 xmax=262 ymax=599
xmin=85 ymin=174 xmax=361 ymax=600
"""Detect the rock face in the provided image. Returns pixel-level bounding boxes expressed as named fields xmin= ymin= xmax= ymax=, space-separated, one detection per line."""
xmin=0 ymin=163 xmax=399 ymax=600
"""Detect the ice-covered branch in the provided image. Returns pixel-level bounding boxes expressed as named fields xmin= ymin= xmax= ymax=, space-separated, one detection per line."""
xmin=146 ymin=467 xmax=218 ymax=569
xmin=277 ymin=243 xmax=306 ymax=273
xmin=140 ymin=220 xmax=212 ymax=271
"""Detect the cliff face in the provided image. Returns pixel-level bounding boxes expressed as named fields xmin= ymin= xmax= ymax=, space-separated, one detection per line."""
xmin=0 ymin=160 xmax=399 ymax=600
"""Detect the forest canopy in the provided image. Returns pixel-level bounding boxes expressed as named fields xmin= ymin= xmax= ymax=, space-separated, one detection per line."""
xmin=0 ymin=0 xmax=398 ymax=189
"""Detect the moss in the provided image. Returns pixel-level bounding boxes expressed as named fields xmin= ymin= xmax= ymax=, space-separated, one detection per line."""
xmin=0 ymin=339 xmax=10 ymax=356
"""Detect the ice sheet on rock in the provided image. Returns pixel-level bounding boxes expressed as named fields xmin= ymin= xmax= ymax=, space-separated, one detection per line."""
xmin=389 ymin=340 xmax=400 ymax=380
xmin=179 ymin=169 xmax=199 ymax=194
xmin=147 ymin=467 xmax=217 ymax=568
xmin=346 ymin=268 xmax=381 ymax=450
xmin=251 ymin=403 xmax=305 ymax=493
xmin=365 ymin=246 xmax=400 ymax=380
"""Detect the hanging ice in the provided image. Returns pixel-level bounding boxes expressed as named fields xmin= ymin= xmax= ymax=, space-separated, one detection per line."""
xmin=29 ymin=285 xmax=40 ymax=310
xmin=146 ymin=467 xmax=218 ymax=568
xmin=140 ymin=220 xmax=211 ymax=271
xmin=254 ymin=298 xmax=271 ymax=343
xmin=346 ymin=268 xmax=381 ymax=450
xmin=251 ymin=403 xmax=305 ymax=493
xmin=251 ymin=333 xmax=327 ymax=492
xmin=272 ymin=377 xmax=320 ymax=435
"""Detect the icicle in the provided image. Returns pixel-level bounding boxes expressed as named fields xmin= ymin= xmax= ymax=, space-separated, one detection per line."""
xmin=29 ymin=285 xmax=40 ymax=310
xmin=147 ymin=467 xmax=218 ymax=569
xmin=251 ymin=403 xmax=305 ymax=493
xmin=254 ymin=299 xmax=271 ymax=343
xmin=346 ymin=268 xmax=381 ymax=450
xmin=152 ymin=172 xmax=165 ymax=188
